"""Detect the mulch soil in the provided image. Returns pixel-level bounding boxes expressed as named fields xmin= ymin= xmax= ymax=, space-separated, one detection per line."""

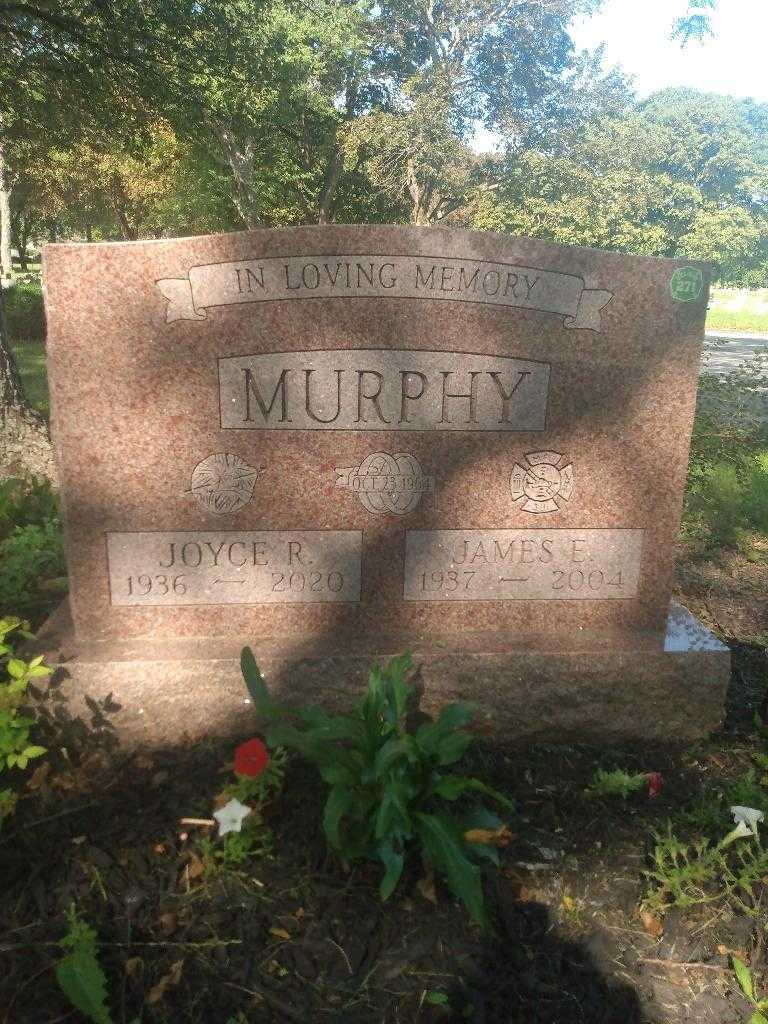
xmin=1 ymin=546 xmax=767 ymax=1024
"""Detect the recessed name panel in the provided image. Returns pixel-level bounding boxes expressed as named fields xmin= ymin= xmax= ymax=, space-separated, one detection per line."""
xmin=218 ymin=349 xmax=550 ymax=431
xmin=404 ymin=529 xmax=644 ymax=601
xmin=107 ymin=531 xmax=362 ymax=605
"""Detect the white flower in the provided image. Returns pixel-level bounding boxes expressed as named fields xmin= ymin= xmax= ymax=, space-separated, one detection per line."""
xmin=730 ymin=805 xmax=765 ymax=837
xmin=719 ymin=819 xmax=754 ymax=849
xmin=213 ymin=797 xmax=252 ymax=836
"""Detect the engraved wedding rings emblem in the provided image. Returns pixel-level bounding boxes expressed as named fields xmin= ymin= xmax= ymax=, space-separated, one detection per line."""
xmin=189 ymin=453 xmax=261 ymax=514
xmin=335 ymin=452 xmax=434 ymax=515
xmin=510 ymin=451 xmax=574 ymax=514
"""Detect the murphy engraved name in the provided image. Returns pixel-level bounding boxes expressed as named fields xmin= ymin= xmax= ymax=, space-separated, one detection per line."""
xmin=218 ymin=349 xmax=550 ymax=431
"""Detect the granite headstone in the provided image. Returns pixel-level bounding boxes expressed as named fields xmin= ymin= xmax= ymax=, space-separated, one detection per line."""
xmin=36 ymin=226 xmax=729 ymax=745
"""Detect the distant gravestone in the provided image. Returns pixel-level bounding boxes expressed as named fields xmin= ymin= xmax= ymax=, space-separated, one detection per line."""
xmin=38 ymin=227 xmax=728 ymax=745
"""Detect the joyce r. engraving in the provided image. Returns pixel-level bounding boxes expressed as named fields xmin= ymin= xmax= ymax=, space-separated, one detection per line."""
xmin=107 ymin=531 xmax=362 ymax=605
xmin=510 ymin=452 xmax=574 ymax=514
xmin=219 ymin=350 xmax=550 ymax=431
xmin=335 ymin=452 xmax=434 ymax=515
xmin=403 ymin=529 xmax=643 ymax=601
xmin=189 ymin=453 xmax=261 ymax=514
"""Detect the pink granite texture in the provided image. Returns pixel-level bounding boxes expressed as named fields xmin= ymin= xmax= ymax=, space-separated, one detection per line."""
xmin=42 ymin=226 xmax=710 ymax=649
xmin=31 ymin=601 xmax=729 ymax=748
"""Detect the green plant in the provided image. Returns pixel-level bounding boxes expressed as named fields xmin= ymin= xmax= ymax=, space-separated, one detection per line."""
xmin=0 ymin=617 xmax=49 ymax=822
xmin=586 ymin=767 xmax=646 ymax=799
xmin=643 ymin=820 xmax=768 ymax=914
xmin=55 ymin=904 xmax=113 ymax=1024
xmin=241 ymin=648 xmax=514 ymax=927
xmin=732 ymin=955 xmax=768 ymax=1024
xmin=0 ymin=477 xmax=59 ymax=540
xmin=0 ymin=520 xmax=67 ymax=618
xmin=643 ymin=825 xmax=726 ymax=912
xmin=686 ymin=462 xmax=750 ymax=551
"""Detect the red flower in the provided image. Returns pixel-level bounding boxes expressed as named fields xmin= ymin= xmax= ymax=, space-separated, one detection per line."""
xmin=234 ymin=738 xmax=269 ymax=777
xmin=646 ymin=772 xmax=663 ymax=799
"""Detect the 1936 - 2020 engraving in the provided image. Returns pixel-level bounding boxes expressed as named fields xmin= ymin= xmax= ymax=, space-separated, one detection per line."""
xmin=107 ymin=531 xmax=362 ymax=605
xmin=404 ymin=529 xmax=643 ymax=601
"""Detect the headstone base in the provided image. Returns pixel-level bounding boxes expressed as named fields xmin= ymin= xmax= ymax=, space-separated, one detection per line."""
xmin=30 ymin=601 xmax=729 ymax=749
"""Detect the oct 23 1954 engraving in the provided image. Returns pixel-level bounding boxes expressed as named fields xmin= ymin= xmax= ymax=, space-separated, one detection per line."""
xmin=335 ymin=452 xmax=434 ymax=515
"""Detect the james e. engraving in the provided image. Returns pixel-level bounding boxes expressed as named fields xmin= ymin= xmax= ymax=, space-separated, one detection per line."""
xmin=404 ymin=529 xmax=643 ymax=601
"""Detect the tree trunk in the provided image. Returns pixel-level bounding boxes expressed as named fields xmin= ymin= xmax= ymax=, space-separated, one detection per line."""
xmin=0 ymin=283 xmax=56 ymax=482
xmin=318 ymin=146 xmax=345 ymax=225
xmin=0 ymin=140 xmax=13 ymax=284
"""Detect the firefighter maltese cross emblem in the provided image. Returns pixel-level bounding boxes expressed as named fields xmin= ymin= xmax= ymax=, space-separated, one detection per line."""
xmin=510 ymin=451 xmax=574 ymax=514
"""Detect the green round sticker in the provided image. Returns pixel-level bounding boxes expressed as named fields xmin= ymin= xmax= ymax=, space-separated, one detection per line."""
xmin=670 ymin=267 xmax=703 ymax=302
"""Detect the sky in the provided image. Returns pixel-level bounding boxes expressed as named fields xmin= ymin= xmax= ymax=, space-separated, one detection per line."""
xmin=473 ymin=0 xmax=768 ymax=151
xmin=572 ymin=0 xmax=768 ymax=103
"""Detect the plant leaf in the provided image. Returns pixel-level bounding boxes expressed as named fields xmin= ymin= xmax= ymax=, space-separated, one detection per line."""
xmin=734 ymin=956 xmax=755 ymax=1002
xmin=323 ymin=786 xmax=354 ymax=850
xmin=415 ymin=811 xmax=487 ymax=928
xmin=435 ymin=731 xmax=473 ymax=766
xmin=6 ymin=658 xmax=26 ymax=680
xmin=378 ymin=839 xmax=405 ymax=900
xmin=55 ymin=951 xmax=113 ymax=1024
xmin=430 ymin=774 xmax=515 ymax=809
xmin=240 ymin=647 xmax=273 ymax=716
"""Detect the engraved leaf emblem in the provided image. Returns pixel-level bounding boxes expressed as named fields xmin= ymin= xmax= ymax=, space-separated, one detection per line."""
xmin=190 ymin=453 xmax=260 ymax=515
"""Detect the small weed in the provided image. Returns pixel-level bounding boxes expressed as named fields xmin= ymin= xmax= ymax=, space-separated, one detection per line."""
xmin=586 ymin=768 xmax=647 ymax=799
xmin=643 ymin=820 xmax=768 ymax=915
xmin=55 ymin=904 xmax=114 ymax=1024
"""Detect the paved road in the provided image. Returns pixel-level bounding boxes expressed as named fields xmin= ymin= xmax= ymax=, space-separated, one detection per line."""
xmin=703 ymin=331 xmax=768 ymax=375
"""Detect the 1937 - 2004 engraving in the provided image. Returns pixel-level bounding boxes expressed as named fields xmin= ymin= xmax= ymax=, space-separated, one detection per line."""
xmin=404 ymin=529 xmax=643 ymax=601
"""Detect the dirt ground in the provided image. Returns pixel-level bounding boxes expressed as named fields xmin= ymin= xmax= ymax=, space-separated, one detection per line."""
xmin=1 ymin=545 xmax=767 ymax=1024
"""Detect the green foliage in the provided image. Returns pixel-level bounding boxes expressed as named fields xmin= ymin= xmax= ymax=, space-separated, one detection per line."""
xmin=241 ymin=648 xmax=514 ymax=927
xmin=732 ymin=956 xmax=768 ymax=1024
xmin=55 ymin=905 xmax=113 ymax=1024
xmin=672 ymin=1 xmax=717 ymax=46
xmin=643 ymin=821 xmax=768 ymax=915
xmin=684 ymin=451 xmax=768 ymax=551
xmin=586 ymin=768 xmax=647 ymax=799
xmin=0 ymin=478 xmax=66 ymax=622
xmin=3 ymin=281 xmax=45 ymax=341
xmin=200 ymin=809 xmax=274 ymax=872
xmin=0 ymin=617 xmax=49 ymax=824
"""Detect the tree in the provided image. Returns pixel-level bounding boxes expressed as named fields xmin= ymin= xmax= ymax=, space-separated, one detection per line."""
xmin=672 ymin=0 xmax=718 ymax=44
xmin=346 ymin=0 xmax=629 ymax=224
xmin=0 ymin=0 xmax=272 ymax=478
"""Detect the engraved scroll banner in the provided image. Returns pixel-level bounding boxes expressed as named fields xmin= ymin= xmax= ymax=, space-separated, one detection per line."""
xmin=404 ymin=529 xmax=644 ymax=601
xmin=157 ymin=254 xmax=612 ymax=331
xmin=107 ymin=531 xmax=362 ymax=605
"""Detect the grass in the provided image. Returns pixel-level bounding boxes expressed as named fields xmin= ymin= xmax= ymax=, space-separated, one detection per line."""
xmin=708 ymin=288 xmax=768 ymax=334
xmin=11 ymin=340 xmax=48 ymax=417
